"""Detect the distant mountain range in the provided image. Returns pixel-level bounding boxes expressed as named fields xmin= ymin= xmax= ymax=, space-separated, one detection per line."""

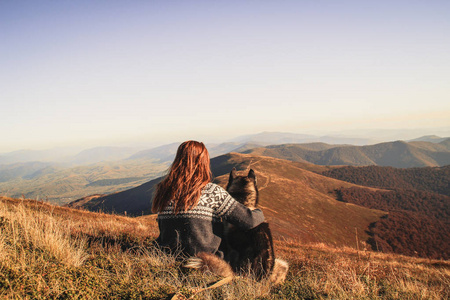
xmin=230 ymin=131 xmax=378 ymax=146
xmin=407 ymin=135 xmax=450 ymax=143
xmin=3 ymin=132 xmax=447 ymax=166
xmin=70 ymin=147 xmax=141 ymax=165
xmin=243 ymin=139 xmax=450 ymax=168
xmin=2 ymin=136 xmax=450 ymax=204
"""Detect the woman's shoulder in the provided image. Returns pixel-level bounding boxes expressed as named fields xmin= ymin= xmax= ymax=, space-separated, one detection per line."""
xmin=202 ymin=182 xmax=225 ymax=193
xmin=200 ymin=182 xmax=234 ymax=206
xmin=198 ymin=182 xmax=236 ymax=215
xmin=202 ymin=182 xmax=233 ymax=198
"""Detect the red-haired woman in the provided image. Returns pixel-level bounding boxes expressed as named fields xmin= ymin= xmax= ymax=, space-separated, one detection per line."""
xmin=152 ymin=140 xmax=264 ymax=258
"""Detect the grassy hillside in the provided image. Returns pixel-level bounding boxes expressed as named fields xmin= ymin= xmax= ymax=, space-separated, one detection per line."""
xmin=336 ymin=187 xmax=450 ymax=259
xmin=243 ymin=139 xmax=450 ymax=167
xmin=69 ymin=153 xmax=386 ymax=249
xmin=319 ymin=165 xmax=450 ymax=259
xmin=1 ymin=197 xmax=448 ymax=299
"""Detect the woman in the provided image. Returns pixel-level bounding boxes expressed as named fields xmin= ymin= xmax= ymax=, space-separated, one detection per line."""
xmin=152 ymin=140 xmax=264 ymax=258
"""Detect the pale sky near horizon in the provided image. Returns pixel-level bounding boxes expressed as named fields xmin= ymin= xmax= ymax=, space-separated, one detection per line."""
xmin=1 ymin=0 xmax=449 ymax=152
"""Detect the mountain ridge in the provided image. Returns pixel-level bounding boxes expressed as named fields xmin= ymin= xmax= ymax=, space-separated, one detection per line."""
xmin=243 ymin=139 xmax=450 ymax=168
xmin=5 ymin=131 xmax=447 ymax=165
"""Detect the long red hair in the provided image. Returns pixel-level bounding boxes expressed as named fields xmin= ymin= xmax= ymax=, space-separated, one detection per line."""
xmin=151 ymin=141 xmax=212 ymax=214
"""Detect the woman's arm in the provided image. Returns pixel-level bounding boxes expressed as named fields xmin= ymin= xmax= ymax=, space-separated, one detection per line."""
xmin=208 ymin=183 xmax=265 ymax=229
xmin=223 ymin=201 xmax=265 ymax=230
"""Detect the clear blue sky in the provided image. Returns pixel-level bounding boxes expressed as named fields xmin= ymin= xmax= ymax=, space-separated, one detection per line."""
xmin=1 ymin=0 xmax=449 ymax=152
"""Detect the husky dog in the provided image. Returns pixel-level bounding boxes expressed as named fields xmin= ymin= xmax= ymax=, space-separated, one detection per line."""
xmin=186 ymin=168 xmax=288 ymax=285
xmin=225 ymin=168 xmax=288 ymax=284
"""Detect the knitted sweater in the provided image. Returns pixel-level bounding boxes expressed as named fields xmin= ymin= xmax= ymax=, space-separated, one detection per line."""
xmin=156 ymin=182 xmax=264 ymax=256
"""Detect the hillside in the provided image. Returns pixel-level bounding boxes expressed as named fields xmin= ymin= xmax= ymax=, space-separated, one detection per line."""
xmin=322 ymin=165 xmax=450 ymax=196
xmin=243 ymin=139 xmax=450 ymax=168
xmin=1 ymin=197 xmax=448 ymax=299
xmin=320 ymin=165 xmax=450 ymax=259
xmin=68 ymin=153 xmax=386 ymax=250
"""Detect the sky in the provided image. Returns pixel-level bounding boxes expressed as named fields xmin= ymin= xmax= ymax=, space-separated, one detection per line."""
xmin=1 ymin=0 xmax=449 ymax=152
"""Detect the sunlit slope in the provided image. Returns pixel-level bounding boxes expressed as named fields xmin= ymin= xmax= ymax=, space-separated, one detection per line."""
xmin=69 ymin=153 xmax=385 ymax=248
xmin=1 ymin=196 xmax=159 ymax=240
xmin=213 ymin=153 xmax=385 ymax=247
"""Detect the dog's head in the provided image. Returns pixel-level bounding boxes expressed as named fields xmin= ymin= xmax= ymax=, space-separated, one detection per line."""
xmin=226 ymin=168 xmax=259 ymax=209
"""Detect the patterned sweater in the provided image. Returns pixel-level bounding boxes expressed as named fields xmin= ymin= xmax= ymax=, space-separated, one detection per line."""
xmin=156 ymin=182 xmax=264 ymax=257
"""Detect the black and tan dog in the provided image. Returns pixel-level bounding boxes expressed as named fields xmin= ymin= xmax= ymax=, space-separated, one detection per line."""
xmin=224 ymin=168 xmax=288 ymax=284
xmin=186 ymin=168 xmax=288 ymax=285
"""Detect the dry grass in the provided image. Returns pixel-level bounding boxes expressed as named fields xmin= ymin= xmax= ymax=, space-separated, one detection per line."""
xmin=273 ymin=241 xmax=450 ymax=299
xmin=0 ymin=197 xmax=448 ymax=299
xmin=0 ymin=199 xmax=87 ymax=268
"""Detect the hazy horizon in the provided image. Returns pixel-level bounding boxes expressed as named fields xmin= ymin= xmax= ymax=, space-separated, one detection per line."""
xmin=1 ymin=127 xmax=449 ymax=155
xmin=2 ymin=1 xmax=449 ymax=153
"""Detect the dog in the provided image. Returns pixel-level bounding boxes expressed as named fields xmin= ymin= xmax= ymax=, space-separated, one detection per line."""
xmin=186 ymin=168 xmax=288 ymax=285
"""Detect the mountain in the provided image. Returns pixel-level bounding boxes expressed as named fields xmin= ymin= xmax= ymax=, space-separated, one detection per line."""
xmin=231 ymin=131 xmax=376 ymax=146
xmin=243 ymin=139 xmax=450 ymax=168
xmin=205 ymin=142 xmax=261 ymax=158
xmin=68 ymin=153 xmax=386 ymax=248
xmin=126 ymin=141 xmax=261 ymax=162
xmin=408 ymin=135 xmax=450 ymax=143
xmin=127 ymin=142 xmax=181 ymax=162
xmin=70 ymin=146 xmax=141 ymax=165
xmin=0 ymin=147 xmax=82 ymax=164
xmin=231 ymin=132 xmax=317 ymax=144
xmin=0 ymin=146 xmax=141 ymax=166
xmin=0 ymin=162 xmax=58 ymax=182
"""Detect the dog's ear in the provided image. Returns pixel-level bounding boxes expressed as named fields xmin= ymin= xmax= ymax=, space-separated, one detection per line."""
xmin=248 ymin=169 xmax=256 ymax=183
xmin=229 ymin=168 xmax=237 ymax=182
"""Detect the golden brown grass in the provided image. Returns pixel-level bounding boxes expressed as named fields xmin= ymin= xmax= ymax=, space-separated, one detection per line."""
xmin=0 ymin=197 xmax=448 ymax=299
xmin=274 ymin=240 xmax=450 ymax=299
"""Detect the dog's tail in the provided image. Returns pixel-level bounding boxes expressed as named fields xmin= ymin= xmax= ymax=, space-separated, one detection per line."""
xmin=184 ymin=252 xmax=234 ymax=278
xmin=184 ymin=253 xmax=288 ymax=285
xmin=270 ymin=258 xmax=289 ymax=285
